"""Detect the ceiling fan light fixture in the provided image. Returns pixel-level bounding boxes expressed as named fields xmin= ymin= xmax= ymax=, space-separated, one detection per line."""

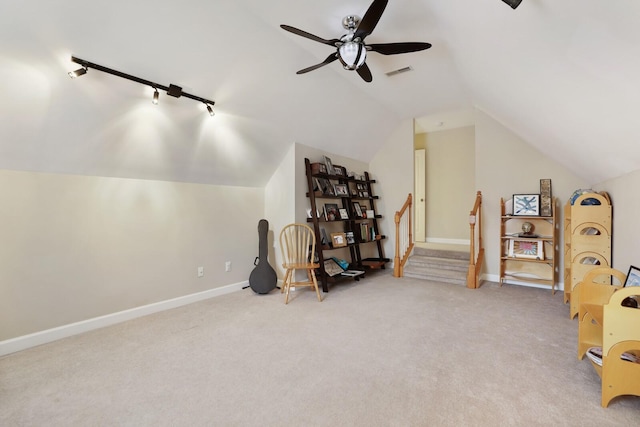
xmin=502 ymin=0 xmax=522 ymax=9
xmin=339 ymin=41 xmax=367 ymax=70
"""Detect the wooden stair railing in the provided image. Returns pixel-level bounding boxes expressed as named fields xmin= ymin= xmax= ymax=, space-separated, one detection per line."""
xmin=467 ymin=191 xmax=484 ymax=289
xmin=394 ymin=193 xmax=414 ymax=277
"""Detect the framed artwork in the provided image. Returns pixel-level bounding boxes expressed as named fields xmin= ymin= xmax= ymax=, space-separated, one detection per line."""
xmin=513 ymin=194 xmax=540 ymax=216
xmin=339 ymin=208 xmax=349 ymax=220
xmin=316 ymin=178 xmax=333 ymax=195
xmin=624 ymin=265 xmax=640 ymax=287
xmin=320 ymin=228 xmax=329 ymax=246
xmin=509 ymin=239 xmax=544 ymax=259
xmin=540 ymin=179 xmax=552 ymax=217
xmin=334 ymin=184 xmax=349 ymax=196
xmin=323 ymin=203 xmax=339 ymax=221
xmin=352 ymin=202 xmax=363 ymax=218
xmin=333 ymin=165 xmax=346 ymax=176
xmin=346 ymin=231 xmax=355 ymax=244
xmin=330 ymin=232 xmax=347 ymax=248
xmin=323 ymin=155 xmax=335 ymax=175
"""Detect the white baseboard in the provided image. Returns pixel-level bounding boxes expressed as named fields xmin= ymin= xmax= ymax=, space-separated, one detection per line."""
xmin=426 ymin=238 xmax=470 ymax=245
xmin=0 ymin=281 xmax=249 ymax=357
xmin=483 ymin=274 xmax=565 ymax=291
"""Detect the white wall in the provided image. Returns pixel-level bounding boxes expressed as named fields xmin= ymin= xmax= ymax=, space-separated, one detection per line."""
xmin=475 ymin=109 xmax=588 ymax=284
xmin=370 ymin=119 xmax=415 ymax=266
xmin=0 ymin=170 xmax=264 ymax=341
xmin=265 ymin=143 xmax=296 ymax=279
xmin=597 ymin=170 xmax=640 ymax=273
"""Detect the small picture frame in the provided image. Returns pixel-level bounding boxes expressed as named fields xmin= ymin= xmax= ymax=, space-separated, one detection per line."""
xmin=339 ymin=208 xmax=349 ymax=220
xmin=508 ymin=239 xmax=544 ymax=259
xmin=331 ymin=232 xmax=347 ymax=248
xmin=513 ymin=194 xmax=540 ymax=216
xmin=324 ymin=203 xmax=339 ymax=221
xmin=539 ymin=179 xmax=552 ymax=217
xmin=346 ymin=231 xmax=355 ymax=244
xmin=352 ymin=202 xmax=363 ymax=218
xmin=334 ymin=184 xmax=349 ymax=196
xmin=624 ymin=265 xmax=640 ymax=287
xmin=320 ymin=228 xmax=329 ymax=246
xmin=323 ymin=155 xmax=335 ymax=175
xmin=333 ymin=165 xmax=345 ymax=176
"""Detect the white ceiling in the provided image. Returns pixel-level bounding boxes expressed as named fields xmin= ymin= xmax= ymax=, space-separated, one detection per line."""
xmin=1 ymin=0 xmax=639 ymax=186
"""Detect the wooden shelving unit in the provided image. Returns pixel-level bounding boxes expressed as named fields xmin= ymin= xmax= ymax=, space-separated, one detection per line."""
xmin=304 ymin=157 xmax=389 ymax=292
xmin=499 ymin=197 xmax=558 ymax=293
xmin=563 ymin=192 xmax=612 ymax=318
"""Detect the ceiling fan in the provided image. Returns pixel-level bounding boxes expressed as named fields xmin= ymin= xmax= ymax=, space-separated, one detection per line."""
xmin=280 ymin=0 xmax=432 ymax=82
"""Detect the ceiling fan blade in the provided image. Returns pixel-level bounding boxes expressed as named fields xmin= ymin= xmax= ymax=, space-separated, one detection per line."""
xmin=354 ymin=0 xmax=388 ymax=41
xmin=296 ymin=53 xmax=339 ymax=74
xmin=280 ymin=24 xmax=340 ymax=47
xmin=368 ymin=42 xmax=432 ymax=55
xmin=356 ymin=63 xmax=373 ymax=82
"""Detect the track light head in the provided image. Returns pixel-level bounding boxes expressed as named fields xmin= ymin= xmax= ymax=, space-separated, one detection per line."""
xmin=68 ymin=67 xmax=87 ymax=78
xmin=206 ymin=104 xmax=215 ymax=117
xmin=502 ymin=0 xmax=522 ymax=9
xmin=152 ymin=89 xmax=159 ymax=105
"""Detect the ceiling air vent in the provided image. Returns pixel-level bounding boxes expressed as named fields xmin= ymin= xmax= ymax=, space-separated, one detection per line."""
xmin=385 ymin=66 xmax=413 ymax=77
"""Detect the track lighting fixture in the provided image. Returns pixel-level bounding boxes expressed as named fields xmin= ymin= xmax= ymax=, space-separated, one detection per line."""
xmin=68 ymin=67 xmax=87 ymax=78
xmin=502 ymin=0 xmax=522 ymax=9
xmin=69 ymin=56 xmax=215 ymax=116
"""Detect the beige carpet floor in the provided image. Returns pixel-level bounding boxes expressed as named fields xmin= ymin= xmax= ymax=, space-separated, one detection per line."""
xmin=1 ymin=272 xmax=638 ymax=426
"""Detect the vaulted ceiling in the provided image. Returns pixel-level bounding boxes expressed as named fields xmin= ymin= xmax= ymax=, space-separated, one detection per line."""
xmin=1 ymin=1 xmax=638 ymax=186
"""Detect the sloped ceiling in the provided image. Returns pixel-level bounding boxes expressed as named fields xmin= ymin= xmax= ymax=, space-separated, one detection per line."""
xmin=1 ymin=1 xmax=638 ymax=186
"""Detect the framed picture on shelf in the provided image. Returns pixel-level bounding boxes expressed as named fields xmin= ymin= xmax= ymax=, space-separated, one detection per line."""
xmin=333 ymin=165 xmax=346 ymax=176
xmin=320 ymin=228 xmax=329 ymax=246
xmin=339 ymin=208 xmax=349 ymax=220
xmin=323 ymin=203 xmax=339 ymax=221
xmin=539 ymin=179 xmax=552 ymax=217
xmin=323 ymin=155 xmax=335 ymax=175
xmin=334 ymin=184 xmax=349 ymax=196
xmin=352 ymin=202 xmax=363 ymax=218
xmin=508 ymin=239 xmax=544 ymax=259
xmin=330 ymin=232 xmax=347 ymax=248
xmin=624 ymin=265 xmax=640 ymax=287
xmin=346 ymin=231 xmax=355 ymax=244
xmin=513 ymin=194 xmax=540 ymax=216
xmin=360 ymin=204 xmax=368 ymax=218
xmin=316 ymin=178 xmax=333 ymax=195
xmin=366 ymin=209 xmax=375 ymax=219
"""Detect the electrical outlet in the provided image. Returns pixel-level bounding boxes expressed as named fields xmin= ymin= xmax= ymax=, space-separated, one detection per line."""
xmin=197 ymin=266 xmax=204 ymax=278
xmin=225 ymin=261 xmax=231 ymax=272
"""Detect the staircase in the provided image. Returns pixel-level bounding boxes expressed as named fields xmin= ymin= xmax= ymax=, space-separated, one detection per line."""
xmin=403 ymin=246 xmax=470 ymax=286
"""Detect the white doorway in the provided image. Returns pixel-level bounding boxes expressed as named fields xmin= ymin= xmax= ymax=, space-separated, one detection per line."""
xmin=414 ymin=149 xmax=426 ymax=242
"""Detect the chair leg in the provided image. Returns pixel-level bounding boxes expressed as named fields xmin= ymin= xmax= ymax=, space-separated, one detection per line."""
xmin=310 ymin=269 xmax=322 ymax=302
xmin=284 ymin=268 xmax=292 ymax=304
xmin=281 ymin=269 xmax=290 ymax=294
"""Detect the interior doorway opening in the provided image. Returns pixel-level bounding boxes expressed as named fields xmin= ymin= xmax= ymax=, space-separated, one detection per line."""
xmin=413 ymin=113 xmax=476 ymax=249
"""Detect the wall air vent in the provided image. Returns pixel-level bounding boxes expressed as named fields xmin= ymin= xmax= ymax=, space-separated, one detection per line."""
xmin=385 ymin=66 xmax=414 ymax=77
